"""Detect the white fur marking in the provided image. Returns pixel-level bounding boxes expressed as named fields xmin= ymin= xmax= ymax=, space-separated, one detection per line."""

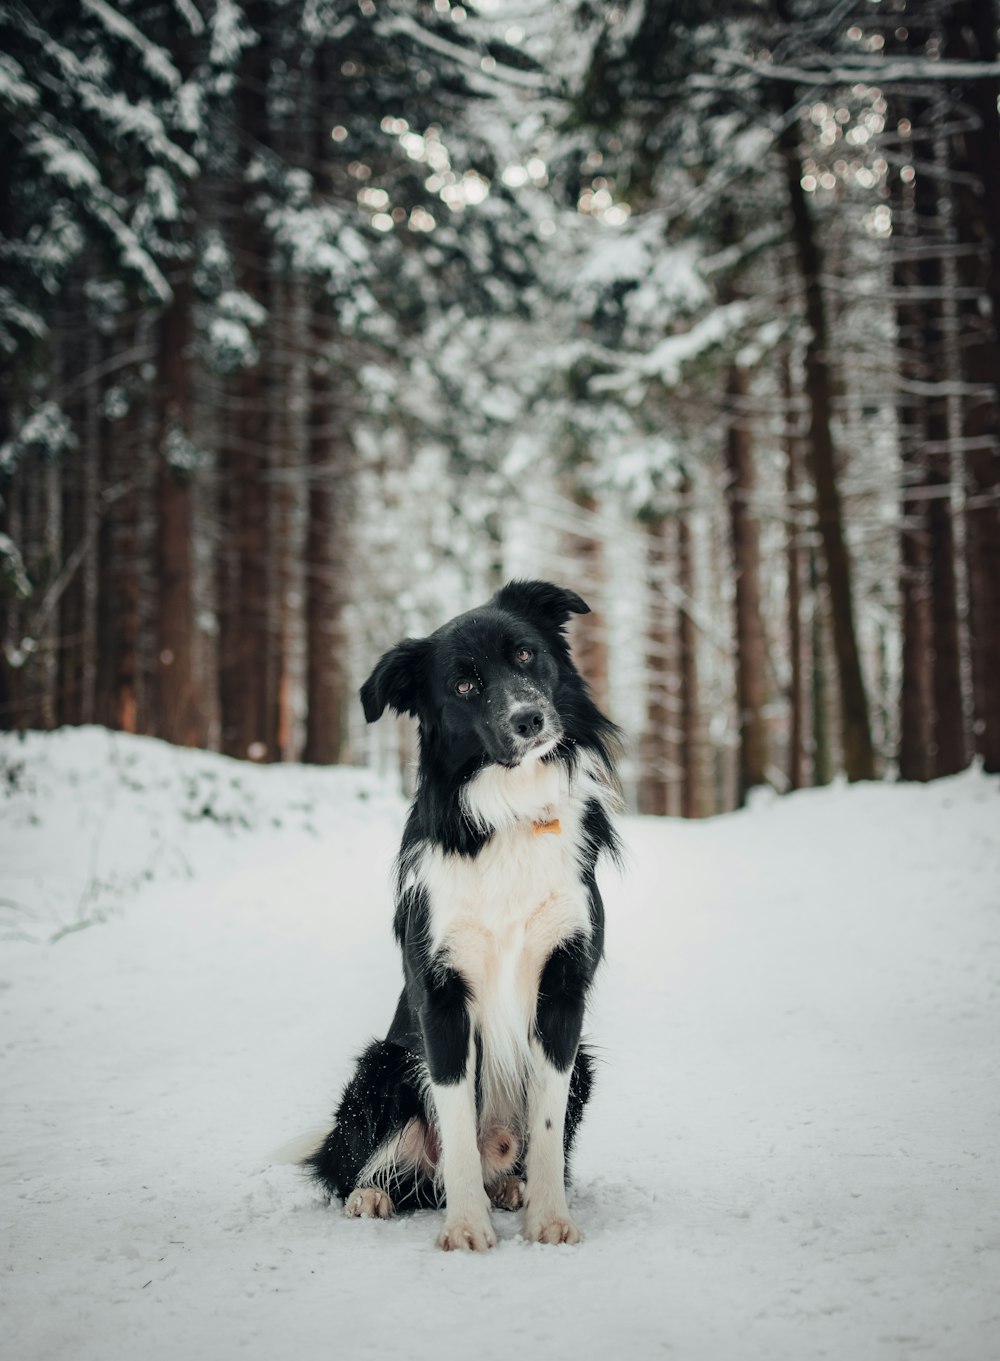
xmin=432 ymin=1033 xmax=496 ymax=1251
xmin=523 ymin=1037 xmax=582 ymax=1245
xmin=354 ymin=1116 xmax=439 ymax=1202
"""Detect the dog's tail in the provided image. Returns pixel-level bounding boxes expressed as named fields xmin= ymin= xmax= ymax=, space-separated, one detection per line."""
xmin=268 ymin=1127 xmax=329 ymax=1166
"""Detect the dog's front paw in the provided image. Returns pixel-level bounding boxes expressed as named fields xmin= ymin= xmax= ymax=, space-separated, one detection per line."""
xmin=524 ymin=1211 xmax=583 ymax=1245
xmin=344 ymin=1186 xmax=394 ymax=1219
xmin=437 ymin=1213 xmax=497 ymax=1252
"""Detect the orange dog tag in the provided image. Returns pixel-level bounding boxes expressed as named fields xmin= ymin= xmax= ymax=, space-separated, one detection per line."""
xmin=532 ymin=818 xmax=562 ymax=836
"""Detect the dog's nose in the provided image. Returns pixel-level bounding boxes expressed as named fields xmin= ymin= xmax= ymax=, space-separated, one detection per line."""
xmin=510 ymin=707 xmax=545 ymax=739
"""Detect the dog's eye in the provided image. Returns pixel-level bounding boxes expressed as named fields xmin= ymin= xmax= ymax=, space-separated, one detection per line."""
xmin=455 ymin=679 xmax=478 ymax=697
xmin=515 ymin=647 xmax=533 ymax=664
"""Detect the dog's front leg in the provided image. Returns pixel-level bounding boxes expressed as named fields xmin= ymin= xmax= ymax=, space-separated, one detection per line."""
xmin=422 ymin=962 xmax=496 ymax=1252
xmin=524 ymin=941 xmax=589 ymax=1245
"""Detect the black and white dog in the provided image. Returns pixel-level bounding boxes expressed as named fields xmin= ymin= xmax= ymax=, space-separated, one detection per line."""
xmin=306 ymin=580 xmax=622 ymax=1250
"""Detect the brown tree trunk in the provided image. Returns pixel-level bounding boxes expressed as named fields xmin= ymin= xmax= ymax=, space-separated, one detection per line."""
xmin=951 ymin=0 xmax=1000 ymax=340
xmin=94 ymin=333 xmax=141 ymax=734
xmin=638 ymin=515 xmax=674 ymax=817
xmin=266 ymin=275 xmax=294 ymax=761
xmin=898 ymin=466 xmax=934 ymax=783
xmin=916 ymin=99 xmax=966 ymax=777
xmin=892 ymin=107 xmax=935 ymax=783
xmin=56 ymin=288 xmax=86 ymax=727
xmin=783 ymin=359 xmax=808 ymax=790
xmin=301 ymin=48 xmax=350 ymax=767
xmin=219 ymin=10 xmax=272 ymax=761
xmin=724 ymin=363 xmax=769 ymax=803
xmin=151 ymin=272 xmax=204 ymax=747
xmin=947 ymin=0 xmax=1000 ymax=773
xmin=677 ymin=468 xmax=701 ymax=817
xmin=778 ymin=105 xmax=876 ymax=781
xmin=565 ymin=488 xmax=610 ymax=711
xmin=964 ymin=449 xmax=1000 ymax=774
xmin=301 ymin=309 xmax=350 ymax=766
xmin=223 ymin=356 xmax=271 ymax=759
xmin=926 ymin=474 xmax=965 ymax=777
xmin=809 ymin=550 xmax=832 ymax=787
xmin=0 ymin=395 xmax=12 ymax=728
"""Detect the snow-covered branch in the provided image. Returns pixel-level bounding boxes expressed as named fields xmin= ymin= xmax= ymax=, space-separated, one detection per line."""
xmin=707 ymin=46 xmax=1000 ymax=86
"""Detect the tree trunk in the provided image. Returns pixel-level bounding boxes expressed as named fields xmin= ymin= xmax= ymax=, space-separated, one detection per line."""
xmin=301 ymin=312 xmax=350 ymax=766
xmin=724 ymin=363 xmax=769 ymax=803
xmin=56 ymin=287 xmax=87 ymax=727
xmin=94 ymin=331 xmax=141 ymax=734
xmin=301 ymin=48 xmax=350 ymax=766
xmin=152 ymin=270 xmax=204 ymax=747
xmin=783 ymin=358 xmax=808 ymax=791
xmin=219 ymin=9 xmax=272 ymax=761
xmin=638 ymin=514 xmax=674 ymax=817
xmin=266 ymin=276 xmax=294 ymax=761
xmin=809 ymin=550 xmax=832 ymax=787
xmin=947 ymin=0 xmax=1000 ymax=773
xmin=898 ymin=463 xmax=934 ymax=782
xmin=891 ymin=109 xmax=935 ymax=782
xmin=778 ymin=104 xmax=876 ymax=781
xmin=565 ymin=488 xmax=610 ymax=711
xmin=677 ymin=468 xmax=701 ymax=817
xmin=964 ymin=448 xmax=1000 ymax=775
xmin=917 ymin=98 xmax=966 ymax=777
xmin=0 ymin=394 xmax=12 ymax=728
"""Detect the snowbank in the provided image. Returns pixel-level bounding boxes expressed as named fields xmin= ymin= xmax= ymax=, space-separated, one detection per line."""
xmin=1 ymin=728 xmax=997 ymax=1360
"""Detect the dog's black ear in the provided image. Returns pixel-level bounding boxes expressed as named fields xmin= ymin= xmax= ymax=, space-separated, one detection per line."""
xmin=360 ymin=637 xmax=429 ymax=722
xmin=492 ymin=579 xmax=590 ymax=628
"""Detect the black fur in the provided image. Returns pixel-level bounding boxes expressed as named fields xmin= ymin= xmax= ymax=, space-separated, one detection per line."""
xmin=420 ymin=957 xmax=472 ymax=1085
xmin=305 ymin=580 xmax=622 ymax=1217
xmin=535 ymin=935 xmax=596 ymax=1073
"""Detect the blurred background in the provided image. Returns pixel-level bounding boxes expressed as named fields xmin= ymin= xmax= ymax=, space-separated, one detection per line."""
xmin=1 ymin=0 xmax=997 ymax=814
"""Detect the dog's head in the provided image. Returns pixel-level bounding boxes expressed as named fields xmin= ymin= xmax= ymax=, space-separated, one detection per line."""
xmin=360 ymin=580 xmax=590 ymax=772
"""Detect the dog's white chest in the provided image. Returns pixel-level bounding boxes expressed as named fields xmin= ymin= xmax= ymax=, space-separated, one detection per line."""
xmin=408 ymin=755 xmax=609 ymax=1121
xmin=414 ymin=760 xmax=595 ymax=1097
xmin=424 ymin=820 xmax=591 ymax=984
xmin=418 ymin=815 xmax=591 ymax=1121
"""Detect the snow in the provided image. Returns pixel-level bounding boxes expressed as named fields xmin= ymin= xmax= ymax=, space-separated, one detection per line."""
xmin=0 ymin=533 xmax=32 ymax=601
xmin=27 ymin=131 xmax=102 ymax=193
xmin=0 ymin=53 xmax=40 ymax=110
xmin=573 ymin=219 xmax=709 ymax=325
xmin=208 ymin=0 xmax=257 ymax=70
xmin=205 ymin=291 xmax=268 ymax=372
xmin=2 ymin=727 xmax=998 ymax=1360
xmin=81 ymin=0 xmax=183 ymax=90
xmin=0 ymin=400 xmax=77 ymax=474
xmin=591 ymin=301 xmax=753 ymax=393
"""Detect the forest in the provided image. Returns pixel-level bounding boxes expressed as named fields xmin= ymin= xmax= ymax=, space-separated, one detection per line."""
xmin=1 ymin=0 xmax=998 ymax=815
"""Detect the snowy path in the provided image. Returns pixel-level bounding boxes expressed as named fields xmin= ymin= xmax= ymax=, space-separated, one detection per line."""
xmin=2 ymin=730 xmax=998 ymax=1360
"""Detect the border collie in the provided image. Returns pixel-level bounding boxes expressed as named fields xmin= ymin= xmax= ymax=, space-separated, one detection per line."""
xmin=306 ymin=580 xmax=622 ymax=1250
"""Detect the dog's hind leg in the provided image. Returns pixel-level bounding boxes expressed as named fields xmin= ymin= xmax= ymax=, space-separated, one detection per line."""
xmin=304 ymin=1039 xmax=437 ymax=1212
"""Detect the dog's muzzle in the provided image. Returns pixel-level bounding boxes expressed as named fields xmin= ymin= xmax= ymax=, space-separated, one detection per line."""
xmin=502 ymin=702 xmax=562 ymax=764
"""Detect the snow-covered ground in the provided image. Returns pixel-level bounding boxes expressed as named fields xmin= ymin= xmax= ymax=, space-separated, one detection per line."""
xmin=2 ymin=727 xmax=998 ymax=1360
